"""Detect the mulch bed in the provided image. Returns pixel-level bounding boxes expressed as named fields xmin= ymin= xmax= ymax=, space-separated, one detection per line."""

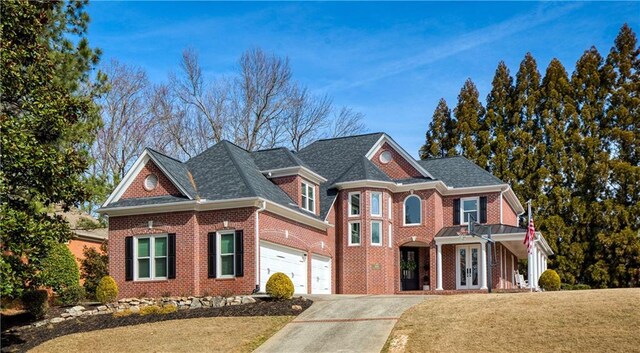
xmin=1 ymin=297 xmax=312 ymax=353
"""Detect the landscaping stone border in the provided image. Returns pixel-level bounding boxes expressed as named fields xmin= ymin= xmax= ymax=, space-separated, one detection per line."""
xmin=15 ymin=295 xmax=257 ymax=331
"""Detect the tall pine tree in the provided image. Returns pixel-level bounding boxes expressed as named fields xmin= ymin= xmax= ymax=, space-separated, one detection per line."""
xmin=420 ymin=98 xmax=457 ymax=159
xmin=454 ymin=79 xmax=485 ymax=164
xmin=485 ymin=61 xmax=515 ymax=181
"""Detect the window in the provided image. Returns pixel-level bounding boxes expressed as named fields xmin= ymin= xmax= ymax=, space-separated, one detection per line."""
xmin=371 ymin=221 xmax=382 ymax=246
xmin=348 ymin=222 xmax=361 ymax=246
xmin=301 ymin=181 xmax=315 ymax=213
xmin=135 ymin=235 xmax=167 ymax=280
xmin=461 ymin=197 xmax=479 ymax=224
xmin=379 ymin=151 xmax=393 ymax=164
xmin=348 ymin=192 xmax=360 ymax=217
xmin=404 ymin=195 xmax=421 ymax=225
xmin=371 ymin=192 xmax=382 ymax=217
xmin=144 ymin=174 xmax=158 ymax=190
xmin=218 ymin=231 xmax=235 ymax=277
xmin=388 ymin=224 xmax=392 ymax=248
xmin=388 ymin=195 xmax=392 ymax=219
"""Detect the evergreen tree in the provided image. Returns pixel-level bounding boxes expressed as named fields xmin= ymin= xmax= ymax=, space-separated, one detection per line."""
xmin=420 ymin=98 xmax=457 ymax=159
xmin=0 ymin=0 xmax=104 ymax=297
xmin=510 ymin=53 xmax=543 ymax=204
xmin=453 ymin=79 xmax=485 ymax=164
xmin=485 ymin=62 xmax=515 ymax=181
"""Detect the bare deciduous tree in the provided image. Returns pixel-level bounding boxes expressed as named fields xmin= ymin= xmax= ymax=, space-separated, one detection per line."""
xmin=329 ymin=106 xmax=367 ymax=138
xmin=286 ymin=86 xmax=332 ymax=151
xmin=92 ymin=59 xmax=153 ymax=184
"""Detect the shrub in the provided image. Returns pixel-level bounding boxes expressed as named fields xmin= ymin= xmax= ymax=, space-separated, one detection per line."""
xmin=22 ymin=289 xmax=49 ymax=319
xmin=539 ymin=269 xmax=561 ymax=291
xmin=113 ymin=309 xmax=133 ymax=317
xmin=96 ymin=275 xmax=118 ymax=304
xmin=574 ymin=284 xmax=591 ymax=290
xmin=38 ymin=243 xmax=80 ymax=293
xmin=265 ymin=272 xmax=294 ymax=300
xmin=80 ymin=241 xmax=108 ymax=297
xmin=59 ymin=284 xmax=86 ymax=306
xmin=140 ymin=305 xmax=177 ymax=316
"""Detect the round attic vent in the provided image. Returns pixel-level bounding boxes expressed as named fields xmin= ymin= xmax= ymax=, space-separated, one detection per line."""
xmin=379 ymin=151 xmax=393 ymax=164
xmin=144 ymin=174 xmax=158 ymax=190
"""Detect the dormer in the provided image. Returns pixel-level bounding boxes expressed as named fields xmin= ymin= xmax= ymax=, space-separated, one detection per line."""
xmin=366 ymin=134 xmax=434 ymax=180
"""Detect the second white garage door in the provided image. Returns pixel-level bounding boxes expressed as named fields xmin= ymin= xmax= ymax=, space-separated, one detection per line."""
xmin=311 ymin=254 xmax=332 ymax=294
xmin=260 ymin=241 xmax=307 ymax=294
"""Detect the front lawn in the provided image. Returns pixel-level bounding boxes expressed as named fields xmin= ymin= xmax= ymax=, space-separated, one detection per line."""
xmin=29 ymin=316 xmax=292 ymax=353
xmin=385 ymin=288 xmax=640 ymax=353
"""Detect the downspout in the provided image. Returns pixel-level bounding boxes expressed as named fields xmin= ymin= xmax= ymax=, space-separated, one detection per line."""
xmin=254 ymin=200 xmax=267 ymax=293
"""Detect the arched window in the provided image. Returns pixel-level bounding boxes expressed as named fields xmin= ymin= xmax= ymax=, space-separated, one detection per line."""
xmin=404 ymin=195 xmax=421 ymax=225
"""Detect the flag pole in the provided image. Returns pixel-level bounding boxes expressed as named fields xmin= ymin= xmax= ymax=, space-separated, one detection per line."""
xmin=527 ymin=200 xmax=533 ymax=291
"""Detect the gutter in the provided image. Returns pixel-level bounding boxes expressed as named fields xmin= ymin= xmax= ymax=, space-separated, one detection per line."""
xmin=254 ymin=200 xmax=266 ymax=293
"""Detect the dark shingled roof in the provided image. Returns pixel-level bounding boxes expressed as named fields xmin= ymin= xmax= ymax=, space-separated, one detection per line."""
xmin=147 ymin=148 xmax=197 ymax=198
xmin=251 ymin=147 xmax=311 ymax=171
xmin=334 ymin=157 xmax=392 ymax=184
xmin=296 ymin=132 xmax=385 ymax=219
xmin=101 ymin=195 xmax=190 ymax=209
xmin=417 ymin=156 xmax=504 ymax=188
xmin=435 ymin=224 xmax=526 ymax=238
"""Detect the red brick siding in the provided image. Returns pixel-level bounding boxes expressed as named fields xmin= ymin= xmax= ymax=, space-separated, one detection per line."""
xmin=502 ymin=195 xmax=519 ymax=226
xmin=121 ymin=160 xmax=183 ymax=199
xmin=370 ymin=142 xmax=422 ymax=179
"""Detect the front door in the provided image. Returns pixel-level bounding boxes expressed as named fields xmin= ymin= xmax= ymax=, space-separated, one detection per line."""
xmin=400 ymin=247 xmax=419 ymax=290
xmin=456 ymin=244 xmax=481 ymax=290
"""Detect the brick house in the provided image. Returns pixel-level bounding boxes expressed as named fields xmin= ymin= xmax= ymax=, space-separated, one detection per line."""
xmin=98 ymin=133 xmax=552 ymax=298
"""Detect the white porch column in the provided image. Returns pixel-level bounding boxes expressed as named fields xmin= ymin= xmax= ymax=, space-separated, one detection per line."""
xmin=527 ymin=249 xmax=534 ymax=290
xmin=436 ymin=243 xmax=443 ymax=290
xmin=539 ymin=252 xmax=544 ymax=277
xmin=480 ymin=240 xmax=488 ymax=290
xmin=532 ymin=246 xmax=539 ymax=289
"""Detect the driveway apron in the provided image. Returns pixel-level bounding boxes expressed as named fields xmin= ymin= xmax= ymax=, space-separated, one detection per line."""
xmin=254 ymin=295 xmax=426 ymax=353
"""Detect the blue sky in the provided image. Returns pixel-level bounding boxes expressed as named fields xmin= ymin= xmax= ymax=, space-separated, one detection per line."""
xmin=87 ymin=1 xmax=639 ymax=157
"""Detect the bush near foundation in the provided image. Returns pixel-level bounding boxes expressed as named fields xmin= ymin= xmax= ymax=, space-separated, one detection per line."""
xmin=96 ymin=275 xmax=118 ymax=304
xmin=539 ymin=269 xmax=561 ymax=291
xmin=22 ymin=289 xmax=49 ymax=319
xmin=266 ymin=272 xmax=294 ymax=300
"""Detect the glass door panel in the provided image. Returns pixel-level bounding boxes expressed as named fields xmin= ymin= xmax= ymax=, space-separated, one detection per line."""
xmin=458 ymin=248 xmax=467 ymax=287
xmin=471 ymin=247 xmax=479 ymax=286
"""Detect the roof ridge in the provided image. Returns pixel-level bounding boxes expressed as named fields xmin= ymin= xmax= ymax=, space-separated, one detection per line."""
xmin=252 ymin=146 xmax=287 ymax=153
xmin=146 ymin=147 xmax=184 ymax=163
xmin=313 ymin=132 xmax=382 ymax=143
xmin=221 ymin=141 xmax=259 ymax=197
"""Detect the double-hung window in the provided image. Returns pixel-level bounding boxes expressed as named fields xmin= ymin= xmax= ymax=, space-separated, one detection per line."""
xmin=301 ymin=181 xmax=315 ymax=213
xmin=388 ymin=196 xmax=392 ymax=219
xmin=404 ymin=195 xmax=422 ymax=225
xmin=461 ymin=197 xmax=479 ymax=224
xmin=349 ymin=192 xmax=360 ymax=217
xmin=371 ymin=221 xmax=382 ymax=246
xmin=218 ymin=231 xmax=235 ymax=277
xmin=135 ymin=235 xmax=167 ymax=280
xmin=371 ymin=192 xmax=382 ymax=217
xmin=348 ymin=222 xmax=361 ymax=246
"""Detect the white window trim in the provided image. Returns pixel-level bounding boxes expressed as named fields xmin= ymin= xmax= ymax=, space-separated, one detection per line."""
xmin=134 ymin=234 xmax=168 ymax=281
xmin=371 ymin=221 xmax=382 ymax=246
xmin=387 ymin=195 xmax=392 ymax=220
xmin=301 ymin=181 xmax=315 ymax=214
xmin=348 ymin=221 xmax=361 ymax=246
xmin=403 ymin=195 xmax=422 ymax=226
xmin=461 ymin=196 xmax=480 ymax=225
xmin=348 ymin=191 xmax=361 ymax=217
xmin=388 ymin=223 xmax=392 ymax=248
xmin=217 ymin=230 xmax=236 ymax=278
xmin=370 ymin=191 xmax=382 ymax=217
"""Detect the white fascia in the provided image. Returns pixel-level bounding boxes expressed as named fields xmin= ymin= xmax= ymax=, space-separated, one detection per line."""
xmin=102 ymin=149 xmax=193 ymax=208
xmin=261 ymin=166 xmax=327 ymax=184
xmin=260 ymin=198 xmax=333 ymax=231
xmin=365 ymin=134 xmax=434 ymax=179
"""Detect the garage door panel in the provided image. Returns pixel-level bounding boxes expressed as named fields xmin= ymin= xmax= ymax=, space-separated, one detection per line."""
xmin=311 ymin=254 xmax=331 ymax=294
xmin=260 ymin=242 xmax=307 ymax=294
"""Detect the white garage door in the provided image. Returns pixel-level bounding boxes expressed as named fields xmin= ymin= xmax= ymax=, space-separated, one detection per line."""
xmin=260 ymin=241 xmax=307 ymax=294
xmin=311 ymin=254 xmax=332 ymax=294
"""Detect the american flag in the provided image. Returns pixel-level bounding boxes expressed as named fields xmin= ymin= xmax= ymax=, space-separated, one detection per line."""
xmin=524 ymin=218 xmax=535 ymax=253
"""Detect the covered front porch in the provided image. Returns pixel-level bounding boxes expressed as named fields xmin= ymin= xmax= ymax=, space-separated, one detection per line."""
xmin=432 ymin=224 xmax=553 ymax=291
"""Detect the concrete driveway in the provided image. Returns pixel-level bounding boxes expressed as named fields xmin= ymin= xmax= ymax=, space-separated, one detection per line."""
xmin=254 ymin=294 xmax=427 ymax=353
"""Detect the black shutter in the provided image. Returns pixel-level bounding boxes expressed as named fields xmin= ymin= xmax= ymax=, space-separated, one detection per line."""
xmin=235 ymin=230 xmax=244 ymax=277
xmin=125 ymin=236 xmax=133 ymax=281
xmin=168 ymin=233 xmax=176 ymax=279
xmin=453 ymin=198 xmax=461 ymax=225
xmin=208 ymin=232 xmax=216 ymax=278
xmin=480 ymin=197 xmax=488 ymax=223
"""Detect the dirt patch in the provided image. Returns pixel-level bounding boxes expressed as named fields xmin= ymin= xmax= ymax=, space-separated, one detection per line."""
xmin=1 ymin=297 xmax=311 ymax=353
